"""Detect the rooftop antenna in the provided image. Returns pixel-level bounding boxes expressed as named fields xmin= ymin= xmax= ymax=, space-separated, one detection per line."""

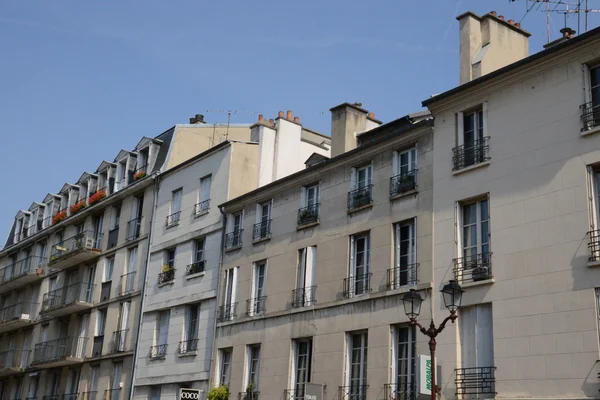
xmin=204 ymin=109 xmax=258 ymax=139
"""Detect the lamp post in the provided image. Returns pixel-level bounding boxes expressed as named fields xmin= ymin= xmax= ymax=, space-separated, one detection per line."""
xmin=402 ymin=281 xmax=464 ymax=400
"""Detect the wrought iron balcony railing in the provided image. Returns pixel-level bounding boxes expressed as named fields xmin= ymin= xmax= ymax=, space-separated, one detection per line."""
xmin=63 ymin=393 xmax=79 ymax=400
xmin=27 ymin=219 xmax=44 ymax=237
xmin=384 ymin=382 xmax=416 ymax=400
xmin=338 ymin=385 xmax=368 ymax=400
xmin=111 ymin=329 xmax=129 ymax=353
xmin=225 ymin=230 xmax=243 ymax=249
xmin=455 ymin=366 xmax=496 ymax=396
xmin=148 ymin=344 xmax=167 ymax=359
xmin=581 ymin=101 xmax=600 ymax=131
xmin=238 ymin=392 xmax=259 ymax=400
xmin=194 ymin=200 xmax=211 ymax=216
xmin=453 ymin=252 xmax=492 ymax=284
xmin=41 ymin=282 xmax=95 ymax=314
xmin=217 ymin=303 xmax=237 ymax=322
xmin=43 ymin=396 xmax=60 ymax=400
xmin=292 ymin=286 xmax=316 ymax=308
xmin=119 ymin=271 xmax=136 ymax=296
xmin=0 ymin=301 xmax=36 ymax=322
xmin=348 ymin=185 xmax=373 ymax=210
xmin=387 ymin=264 xmax=419 ymax=290
xmin=166 ymin=211 xmax=181 ymax=227
xmin=126 ymin=217 xmax=142 ymax=240
xmin=284 ymin=389 xmax=310 ymax=400
xmin=186 ymin=260 xmax=205 ymax=276
xmin=80 ymin=392 xmax=97 ymax=400
xmin=343 ymin=273 xmax=372 ymax=297
xmin=246 ymin=296 xmax=267 ymax=316
xmin=158 ymin=268 xmax=175 ymax=285
xmin=32 ymin=336 xmax=88 ymax=363
xmin=253 ymin=220 xmax=272 ymax=241
xmin=50 ymin=230 xmax=102 ymax=262
xmin=390 ymin=170 xmax=417 ymax=197
xmin=589 ymin=230 xmax=600 ymax=262
xmin=452 ymin=137 xmax=490 ymax=171
xmin=297 ymin=204 xmax=319 ymax=226
xmin=1 ymin=255 xmax=45 ymax=284
xmin=0 ymin=348 xmax=30 ymax=370
xmin=178 ymin=338 xmax=199 ymax=354
xmin=133 ymin=164 xmax=147 ymax=180
xmin=104 ymin=389 xmax=121 ymax=400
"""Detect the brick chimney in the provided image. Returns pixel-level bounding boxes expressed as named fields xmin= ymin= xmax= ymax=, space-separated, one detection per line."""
xmin=189 ymin=114 xmax=205 ymax=124
xmin=457 ymin=11 xmax=531 ymax=84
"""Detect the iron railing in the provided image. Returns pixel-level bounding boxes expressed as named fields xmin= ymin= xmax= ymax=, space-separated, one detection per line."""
xmin=455 ymin=366 xmax=496 ymax=396
xmin=217 ymin=303 xmax=237 ymax=322
xmin=63 ymin=393 xmax=79 ymax=400
xmin=133 ymin=164 xmax=147 ymax=180
xmin=253 ymin=220 xmax=272 ymax=241
xmin=0 ymin=301 xmax=36 ymax=322
xmin=41 ymin=282 xmax=95 ymax=313
xmin=166 ymin=211 xmax=181 ymax=227
xmin=27 ymin=219 xmax=44 ymax=236
xmin=238 ymin=392 xmax=259 ymax=400
xmin=43 ymin=396 xmax=60 ymax=400
xmin=343 ymin=273 xmax=372 ymax=297
xmin=158 ymin=269 xmax=175 ymax=285
xmin=148 ymin=344 xmax=167 ymax=359
xmin=50 ymin=231 xmax=102 ymax=262
xmin=581 ymin=101 xmax=600 ymax=131
xmin=32 ymin=336 xmax=88 ymax=363
xmin=452 ymin=137 xmax=490 ymax=171
xmin=80 ymin=392 xmax=98 ymax=400
xmin=387 ymin=264 xmax=419 ymax=290
xmin=126 ymin=217 xmax=142 ymax=240
xmin=0 ymin=349 xmax=30 ymax=370
xmin=194 ymin=200 xmax=211 ymax=216
xmin=246 ymin=296 xmax=267 ymax=316
xmin=284 ymin=389 xmax=311 ymax=400
xmin=104 ymin=389 xmax=121 ymax=400
xmin=0 ymin=255 xmax=45 ymax=284
xmin=119 ymin=271 xmax=136 ymax=295
xmin=225 ymin=230 xmax=243 ymax=249
xmin=453 ymin=252 xmax=493 ymax=284
xmin=589 ymin=230 xmax=600 ymax=262
xmin=297 ymin=204 xmax=319 ymax=226
xmin=292 ymin=286 xmax=316 ymax=307
xmin=390 ymin=170 xmax=417 ymax=197
xmin=186 ymin=260 xmax=205 ymax=276
xmin=88 ymin=186 xmax=108 ymax=206
xmin=348 ymin=185 xmax=373 ymax=210
xmin=111 ymin=329 xmax=129 ymax=353
xmin=338 ymin=385 xmax=368 ymax=400
xmin=384 ymin=382 xmax=416 ymax=400
xmin=178 ymin=338 xmax=199 ymax=354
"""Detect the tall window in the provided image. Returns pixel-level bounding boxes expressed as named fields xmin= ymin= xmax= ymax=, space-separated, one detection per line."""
xmin=295 ymin=247 xmax=317 ymax=307
xmin=291 ymin=339 xmax=312 ymax=397
xmin=199 ymin=176 xmax=212 ymax=211
xmin=156 ymin=310 xmax=170 ymax=347
xmin=346 ymin=332 xmax=368 ymax=397
xmin=588 ymin=167 xmax=600 ymax=261
xmin=219 ymin=348 xmax=233 ymax=387
xmin=349 ymin=163 xmax=373 ymax=209
xmin=96 ymin=308 xmax=107 ymax=337
xmin=250 ymin=261 xmax=267 ymax=315
xmin=150 ymin=386 xmax=161 ymax=400
xmin=391 ymin=148 xmax=417 ymax=196
xmin=226 ymin=212 xmax=243 ymax=248
xmin=392 ymin=220 xmax=417 ymax=289
xmin=170 ymin=188 xmax=183 ymax=220
xmin=246 ymin=344 xmax=261 ymax=390
xmin=254 ymin=201 xmax=272 ymax=240
xmin=127 ymin=247 xmax=138 ymax=274
xmin=221 ymin=268 xmax=237 ymax=320
xmin=111 ymin=205 xmax=121 ymax=230
xmin=194 ymin=239 xmax=205 ymax=263
xmin=348 ymin=234 xmax=371 ymax=296
xmin=390 ymin=326 xmax=416 ymax=399
xmin=166 ymin=249 xmax=176 ymax=268
xmin=117 ymin=302 xmax=130 ymax=351
xmin=458 ymin=198 xmax=491 ymax=282
xmin=185 ymin=304 xmax=199 ymax=342
xmin=595 ymin=288 xmax=600 ymax=344
xmin=583 ymin=65 xmax=600 ymax=130
xmin=455 ymin=106 xmax=489 ymax=170
xmin=298 ymin=184 xmax=320 ymax=225
xmin=111 ymin=362 xmax=123 ymax=390
xmin=104 ymin=257 xmax=115 ymax=282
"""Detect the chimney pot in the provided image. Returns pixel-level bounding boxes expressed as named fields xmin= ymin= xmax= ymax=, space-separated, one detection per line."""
xmin=269 ymin=119 xmax=274 ymax=123
xmin=368 ymin=112 xmax=376 ymax=119
xmin=560 ymin=27 xmax=576 ymax=38
xmin=498 ymin=15 xmax=504 ymax=21
xmin=195 ymin=114 xmax=205 ymax=124
xmin=278 ymin=111 xmax=284 ymax=118
xmin=286 ymin=110 xmax=293 ymax=120
xmin=189 ymin=117 xmax=196 ymax=124
xmin=258 ymin=114 xmax=264 ymax=121
xmin=293 ymin=116 xmax=300 ymax=123
xmin=490 ymin=11 xmax=497 ymax=16
xmin=508 ymin=19 xmax=514 ymax=25
xmin=515 ymin=22 xmax=521 ymax=28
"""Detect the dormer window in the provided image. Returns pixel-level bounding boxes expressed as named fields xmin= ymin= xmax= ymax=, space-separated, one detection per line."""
xmin=28 ymin=206 xmax=44 ymax=235
xmin=117 ymin=161 xmax=127 ymax=190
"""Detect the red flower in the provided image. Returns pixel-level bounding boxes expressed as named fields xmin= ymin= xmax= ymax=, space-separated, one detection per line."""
xmin=88 ymin=189 xmax=106 ymax=205
xmin=52 ymin=210 xmax=68 ymax=225
xmin=70 ymin=200 xmax=88 ymax=215
xmin=133 ymin=171 xmax=147 ymax=181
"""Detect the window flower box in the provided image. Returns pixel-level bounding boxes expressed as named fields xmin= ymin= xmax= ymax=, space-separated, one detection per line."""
xmin=52 ymin=210 xmax=68 ymax=225
xmin=88 ymin=190 xmax=106 ymax=205
xmin=133 ymin=171 xmax=147 ymax=181
xmin=70 ymin=200 xmax=88 ymax=215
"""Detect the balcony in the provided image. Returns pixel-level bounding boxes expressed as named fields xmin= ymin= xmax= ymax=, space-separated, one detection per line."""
xmin=581 ymin=101 xmax=600 ymax=132
xmin=453 ymin=252 xmax=493 ymax=284
xmin=49 ymin=231 xmax=102 ymax=270
xmin=390 ymin=170 xmax=417 ymax=197
xmin=126 ymin=217 xmax=142 ymax=240
xmin=178 ymin=338 xmax=198 ymax=355
xmin=40 ymin=282 xmax=95 ymax=318
xmin=81 ymin=392 xmax=98 ymax=400
xmin=387 ymin=264 xmax=419 ymax=290
xmin=43 ymin=396 xmax=60 ymax=400
xmin=343 ymin=273 xmax=372 ymax=298
xmin=217 ymin=303 xmax=237 ymax=322
xmin=338 ymin=385 xmax=368 ymax=400
xmin=225 ymin=230 xmax=243 ymax=250
xmin=31 ymin=336 xmax=87 ymax=367
xmin=110 ymin=329 xmax=129 ymax=353
xmin=104 ymin=389 xmax=121 ymax=400
xmin=63 ymin=394 xmax=79 ymax=400
xmin=166 ymin=212 xmax=181 ymax=228
xmin=238 ymin=392 xmax=259 ymax=400
xmin=292 ymin=286 xmax=316 ymax=308
xmin=133 ymin=164 xmax=148 ymax=181
xmin=118 ymin=271 xmax=136 ymax=296
xmin=27 ymin=219 xmax=44 ymax=237
xmin=297 ymin=204 xmax=319 ymax=226
xmin=186 ymin=260 xmax=205 ymax=276
xmin=253 ymin=220 xmax=272 ymax=242
xmin=0 ymin=302 xmax=36 ymax=333
xmin=88 ymin=187 xmax=108 ymax=206
xmin=246 ymin=296 xmax=267 ymax=316
xmin=455 ymin=366 xmax=496 ymax=397
xmin=348 ymin=185 xmax=373 ymax=211
xmin=589 ymin=230 xmax=600 ymax=262
xmin=158 ymin=268 xmax=175 ymax=285
xmin=149 ymin=344 xmax=167 ymax=360
xmin=194 ymin=200 xmax=210 ymax=216
xmin=384 ymin=382 xmax=416 ymax=400
xmin=0 ymin=349 xmax=30 ymax=376
xmin=452 ymin=137 xmax=490 ymax=171
xmin=107 ymin=228 xmax=119 ymax=249
xmin=0 ymin=256 xmax=46 ymax=293
xmin=284 ymin=389 xmax=305 ymax=400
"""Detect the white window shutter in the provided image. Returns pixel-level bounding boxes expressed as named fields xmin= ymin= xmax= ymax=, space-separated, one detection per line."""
xmin=300 ymin=186 xmax=307 ymax=208
xmin=255 ymin=204 xmax=261 ymax=224
xmin=305 ymin=246 xmax=317 ymax=298
xmin=349 ymin=236 xmax=355 ymax=278
xmin=289 ymin=341 xmax=297 ymax=389
xmin=394 ymin=224 xmax=401 ymax=269
xmin=588 ymin=167 xmax=598 ymax=231
xmin=350 ymin=168 xmax=357 ymax=190
xmin=232 ymin=267 xmax=239 ymax=304
xmin=369 ymin=161 xmax=374 ymax=184
xmin=297 ymin=249 xmax=307 ymax=289
xmin=365 ymin=235 xmax=371 ymax=273
xmin=455 ymin=201 xmax=463 ymax=257
xmin=457 ymin=112 xmax=465 ymax=147
xmin=584 ymin=64 xmax=592 ymax=105
xmin=392 ymin=151 xmax=399 ymax=177
xmin=482 ymin=101 xmax=489 ymax=138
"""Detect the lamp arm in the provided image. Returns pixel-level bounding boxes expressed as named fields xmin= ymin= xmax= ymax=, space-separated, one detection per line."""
xmin=410 ymin=320 xmax=429 ymax=336
xmin=435 ymin=312 xmax=457 ymax=335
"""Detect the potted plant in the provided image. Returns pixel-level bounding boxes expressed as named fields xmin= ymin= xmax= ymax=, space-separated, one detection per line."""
xmin=207 ymin=386 xmax=229 ymax=400
xmin=88 ymin=189 xmax=106 ymax=205
xmin=70 ymin=200 xmax=88 ymax=215
xmin=472 ymin=266 xmax=490 ymax=281
xmin=300 ymin=208 xmax=315 ymax=223
xmin=35 ymin=267 xmax=44 ymax=276
xmin=244 ymin=382 xmax=256 ymax=400
xmin=52 ymin=210 xmax=68 ymax=225
xmin=396 ymin=174 xmax=415 ymax=192
xmin=133 ymin=171 xmax=147 ymax=181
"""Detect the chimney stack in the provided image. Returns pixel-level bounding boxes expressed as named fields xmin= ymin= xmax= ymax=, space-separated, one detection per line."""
xmin=278 ymin=111 xmax=284 ymax=118
xmin=189 ymin=114 xmax=206 ymax=124
xmin=258 ymin=114 xmax=264 ymax=121
xmin=330 ymin=102 xmax=369 ymax=157
xmin=293 ymin=116 xmax=300 ymax=123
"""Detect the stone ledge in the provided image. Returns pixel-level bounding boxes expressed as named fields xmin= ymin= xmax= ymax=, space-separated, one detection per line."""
xmin=452 ymin=161 xmax=490 ymax=176
xmin=581 ymin=125 xmax=600 ymax=137
xmin=461 ymin=278 xmax=495 ymax=288
xmin=347 ymin=203 xmax=373 ymax=215
xmin=185 ymin=272 xmax=205 ymax=280
xmin=390 ymin=189 xmax=418 ymax=201
xmin=297 ymin=221 xmax=320 ymax=230
xmin=252 ymin=236 xmax=271 ymax=245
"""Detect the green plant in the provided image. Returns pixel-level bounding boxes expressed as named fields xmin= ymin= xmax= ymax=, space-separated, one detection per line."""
xmin=207 ymin=386 xmax=229 ymax=400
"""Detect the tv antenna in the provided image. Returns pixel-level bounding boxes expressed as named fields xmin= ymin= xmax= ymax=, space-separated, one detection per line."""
xmin=204 ymin=109 xmax=258 ymax=139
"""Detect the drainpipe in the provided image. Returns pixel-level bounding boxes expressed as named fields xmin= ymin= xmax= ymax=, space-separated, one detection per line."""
xmin=129 ymin=172 xmax=160 ymax=400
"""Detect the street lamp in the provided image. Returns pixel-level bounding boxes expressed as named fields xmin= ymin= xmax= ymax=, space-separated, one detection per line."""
xmin=402 ymin=281 xmax=464 ymax=400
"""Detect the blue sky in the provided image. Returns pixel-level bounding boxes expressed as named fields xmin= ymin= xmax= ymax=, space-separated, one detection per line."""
xmin=1 ymin=0 xmax=599 ymax=243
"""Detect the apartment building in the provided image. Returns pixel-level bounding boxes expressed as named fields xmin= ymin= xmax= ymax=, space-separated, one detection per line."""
xmin=423 ymin=11 xmax=600 ymax=400
xmin=0 ymin=119 xmax=252 ymax=400
xmin=131 ymin=112 xmax=331 ymax=400
xmin=213 ymin=103 xmax=435 ymax=400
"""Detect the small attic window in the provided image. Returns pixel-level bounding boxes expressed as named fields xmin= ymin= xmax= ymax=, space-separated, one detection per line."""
xmin=472 ymin=43 xmax=490 ymax=65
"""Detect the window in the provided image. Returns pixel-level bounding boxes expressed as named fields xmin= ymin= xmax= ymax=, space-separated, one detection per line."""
xmin=457 ymin=304 xmax=495 ymax=396
xmin=454 ymin=105 xmax=490 ymax=171
xmin=168 ymin=188 xmax=183 ymax=226
xmin=346 ymin=234 xmax=371 ymax=297
xmin=290 ymin=339 xmax=312 ymax=397
xmin=294 ymin=247 xmax=316 ymax=307
xmin=186 ymin=304 xmax=199 ymax=341
xmin=166 ymin=248 xmax=176 ymax=268
xmin=111 ymin=361 xmax=123 ymax=390
xmin=343 ymin=332 xmax=368 ymax=399
xmin=93 ymin=215 xmax=104 ymax=246
xmin=104 ymin=257 xmax=115 ymax=282
xmin=455 ymin=198 xmax=491 ymax=283
xmin=150 ymin=386 xmax=161 ymax=400
xmin=89 ymin=365 xmax=99 ymax=394
xmin=220 ymin=268 xmax=238 ymax=321
xmin=96 ymin=308 xmax=107 ymax=336
xmin=391 ymin=220 xmax=417 ymax=289
xmin=111 ymin=205 xmax=121 ymax=230
xmin=583 ymin=64 xmax=600 ymax=131
xmin=391 ymin=148 xmax=417 ymax=196
xmin=128 ymin=196 xmax=143 ymax=239
xmin=245 ymin=344 xmax=261 ymax=390
xmin=151 ymin=310 xmax=170 ymax=359
xmin=219 ymin=348 xmax=233 ymax=387
xmin=249 ymin=261 xmax=267 ymax=316
xmin=187 ymin=239 xmax=205 ymax=276
xmin=196 ymin=176 xmax=212 ymax=215
xmin=253 ymin=201 xmax=272 ymax=241
xmin=595 ymin=288 xmax=600 ymax=343
xmin=349 ymin=163 xmax=373 ymax=209
xmin=117 ymin=302 xmax=130 ymax=351
xmin=388 ymin=326 xmax=416 ymax=400
xmin=588 ymin=167 xmax=600 ymax=261
xmin=194 ymin=239 xmax=205 ymax=263
xmin=298 ymin=184 xmax=320 ymax=225
xmin=226 ymin=212 xmax=243 ymax=249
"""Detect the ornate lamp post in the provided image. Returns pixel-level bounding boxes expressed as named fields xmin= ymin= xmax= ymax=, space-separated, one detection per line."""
xmin=402 ymin=281 xmax=464 ymax=400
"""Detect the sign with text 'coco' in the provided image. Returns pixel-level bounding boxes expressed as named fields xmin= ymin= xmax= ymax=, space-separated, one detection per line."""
xmin=180 ymin=389 xmax=201 ymax=400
